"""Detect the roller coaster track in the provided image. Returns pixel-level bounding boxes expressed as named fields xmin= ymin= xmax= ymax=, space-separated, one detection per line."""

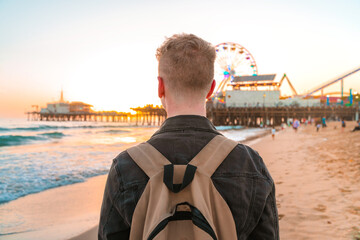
xmin=302 ymin=66 xmax=360 ymax=98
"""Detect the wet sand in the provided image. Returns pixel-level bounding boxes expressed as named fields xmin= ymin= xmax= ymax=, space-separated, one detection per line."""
xmin=0 ymin=175 xmax=106 ymax=240
xmin=2 ymin=121 xmax=359 ymax=239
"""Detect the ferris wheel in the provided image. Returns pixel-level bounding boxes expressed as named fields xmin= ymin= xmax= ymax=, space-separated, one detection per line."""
xmin=213 ymin=42 xmax=258 ymax=101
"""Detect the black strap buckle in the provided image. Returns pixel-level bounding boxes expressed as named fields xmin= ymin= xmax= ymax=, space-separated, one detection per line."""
xmin=163 ymin=164 xmax=197 ymax=193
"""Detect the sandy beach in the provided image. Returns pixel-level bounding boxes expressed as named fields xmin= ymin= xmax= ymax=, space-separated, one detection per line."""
xmin=1 ymin=121 xmax=359 ymax=239
xmin=252 ymin=121 xmax=360 ymax=239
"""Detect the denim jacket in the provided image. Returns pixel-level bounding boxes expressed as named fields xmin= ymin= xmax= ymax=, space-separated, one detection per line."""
xmin=98 ymin=115 xmax=279 ymax=240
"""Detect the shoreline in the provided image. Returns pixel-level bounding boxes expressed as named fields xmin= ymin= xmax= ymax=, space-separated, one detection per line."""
xmin=0 ymin=127 xmax=270 ymax=240
xmin=240 ymin=129 xmax=271 ymax=145
xmin=5 ymin=122 xmax=359 ymax=239
xmin=0 ymin=175 xmax=107 ymax=240
xmin=0 ymin=125 xmax=267 ymax=206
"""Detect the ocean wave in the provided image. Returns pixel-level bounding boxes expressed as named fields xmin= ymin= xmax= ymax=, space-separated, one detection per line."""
xmin=39 ymin=132 xmax=66 ymax=138
xmin=0 ymin=125 xmax=64 ymax=132
xmin=0 ymin=124 xmax=130 ymax=132
xmin=0 ymin=169 xmax=108 ymax=204
xmin=219 ymin=128 xmax=270 ymax=142
xmin=102 ymin=129 xmax=129 ymax=134
xmin=0 ymin=230 xmax=32 ymax=236
xmin=0 ymin=135 xmax=46 ymax=147
xmin=0 ymin=132 xmax=66 ymax=147
xmin=215 ymin=125 xmax=244 ymax=131
xmin=0 ymin=124 xmax=156 ymax=209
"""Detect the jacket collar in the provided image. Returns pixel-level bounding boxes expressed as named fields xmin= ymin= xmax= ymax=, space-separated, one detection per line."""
xmin=152 ymin=115 xmax=218 ymax=136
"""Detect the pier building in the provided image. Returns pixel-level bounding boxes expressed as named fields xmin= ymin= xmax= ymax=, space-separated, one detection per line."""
xmin=27 ymin=91 xmax=167 ymax=125
xmin=40 ymin=90 xmax=93 ymax=114
xmin=216 ymin=74 xmax=320 ymax=108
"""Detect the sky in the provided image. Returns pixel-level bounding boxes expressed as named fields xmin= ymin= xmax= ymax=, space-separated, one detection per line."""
xmin=1 ymin=0 xmax=360 ymax=118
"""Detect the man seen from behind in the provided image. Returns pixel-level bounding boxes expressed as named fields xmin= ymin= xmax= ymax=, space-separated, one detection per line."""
xmin=98 ymin=33 xmax=279 ymax=239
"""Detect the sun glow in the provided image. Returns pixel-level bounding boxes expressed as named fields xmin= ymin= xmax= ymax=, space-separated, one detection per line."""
xmin=1 ymin=0 xmax=359 ymax=118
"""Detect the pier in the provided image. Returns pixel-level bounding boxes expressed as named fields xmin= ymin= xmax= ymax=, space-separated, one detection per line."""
xmin=27 ymin=104 xmax=359 ymax=127
xmin=26 ymin=104 xmax=167 ymax=126
xmin=27 ymin=111 xmax=131 ymax=122
xmin=207 ymin=105 xmax=360 ymax=126
xmin=131 ymin=105 xmax=167 ymax=126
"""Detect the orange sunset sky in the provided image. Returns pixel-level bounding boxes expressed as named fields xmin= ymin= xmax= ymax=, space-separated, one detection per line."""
xmin=1 ymin=0 xmax=360 ymax=118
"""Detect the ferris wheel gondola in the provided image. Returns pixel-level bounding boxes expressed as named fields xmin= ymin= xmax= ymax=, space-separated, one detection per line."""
xmin=212 ymin=42 xmax=258 ymax=103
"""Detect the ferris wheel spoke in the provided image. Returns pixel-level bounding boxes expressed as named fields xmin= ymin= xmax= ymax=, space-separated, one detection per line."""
xmin=236 ymin=57 xmax=252 ymax=74
xmin=216 ymin=55 xmax=229 ymax=71
xmin=216 ymin=60 xmax=229 ymax=72
xmin=231 ymin=56 xmax=245 ymax=70
xmin=234 ymin=58 xmax=246 ymax=70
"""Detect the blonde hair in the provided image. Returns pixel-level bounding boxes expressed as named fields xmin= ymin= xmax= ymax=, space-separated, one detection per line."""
xmin=156 ymin=33 xmax=216 ymax=97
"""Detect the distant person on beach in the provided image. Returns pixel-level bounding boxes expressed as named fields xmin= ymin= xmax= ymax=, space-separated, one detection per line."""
xmin=322 ymin=117 xmax=327 ymax=127
xmin=293 ymin=119 xmax=300 ymax=132
xmin=341 ymin=119 xmax=346 ymax=132
xmin=272 ymin=127 xmax=276 ymax=140
xmin=98 ymin=34 xmax=279 ymax=239
xmin=316 ymin=123 xmax=321 ymax=132
xmin=352 ymin=120 xmax=360 ymax=132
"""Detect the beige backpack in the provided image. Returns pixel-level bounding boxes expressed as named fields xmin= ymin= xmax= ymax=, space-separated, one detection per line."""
xmin=127 ymin=135 xmax=238 ymax=240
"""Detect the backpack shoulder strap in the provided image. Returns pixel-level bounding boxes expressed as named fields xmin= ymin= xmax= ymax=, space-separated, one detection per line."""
xmin=190 ymin=135 xmax=238 ymax=177
xmin=127 ymin=142 xmax=171 ymax=178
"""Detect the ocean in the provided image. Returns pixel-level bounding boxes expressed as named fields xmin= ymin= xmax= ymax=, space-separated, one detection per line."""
xmin=0 ymin=118 xmax=269 ymax=205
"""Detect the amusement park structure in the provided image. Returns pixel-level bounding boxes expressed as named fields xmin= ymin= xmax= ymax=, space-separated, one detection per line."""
xmin=211 ymin=42 xmax=317 ymax=107
xmin=206 ymin=41 xmax=359 ymax=125
xmin=278 ymin=74 xmax=298 ymax=97
xmin=301 ymin=66 xmax=360 ymax=98
xmin=211 ymin=40 xmax=359 ymax=108
xmin=213 ymin=42 xmax=258 ymax=100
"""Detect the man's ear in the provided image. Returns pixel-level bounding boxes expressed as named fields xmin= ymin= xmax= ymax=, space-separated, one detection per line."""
xmin=206 ymin=80 xmax=216 ymax=99
xmin=158 ymin=76 xmax=165 ymax=98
